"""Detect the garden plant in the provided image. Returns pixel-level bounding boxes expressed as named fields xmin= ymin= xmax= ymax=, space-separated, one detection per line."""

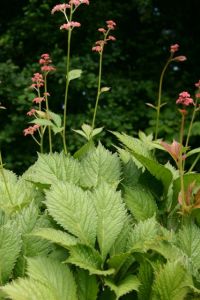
xmin=1 ymin=1 xmax=200 ymax=299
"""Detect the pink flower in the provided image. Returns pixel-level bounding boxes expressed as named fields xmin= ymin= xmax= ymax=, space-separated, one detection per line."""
xmin=31 ymin=73 xmax=44 ymax=88
xmin=161 ymin=140 xmax=183 ymax=163
xmin=92 ymin=46 xmax=102 ymax=53
xmin=27 ymin=108 xmax=36 ymax=116
xmin=107 ymin=35 xmax=116 ymax=41
xmin=106 ymin=20 xmax=116 ymax=30
xmin=172 ymin=55 xmax=187 ymax=62
xmin=176 ymin=91 xmax=194 ymax=106
xmin=33 ymin=97 xmax=45 ymax=104
xmin=170 ymin=43 xmax=179 ymax=53
xmin=98 ymin=28 xmax=106 ymax=33
xmin=196 ymin=93 xmax=200 ymax=98
xmin=23 ymin=125 xmax=40 ymax=136
xmin=41 ymin=65 xmax=56 ymax=72
xmin=69 ymin=0 xmax=89 ymax=6
xmin=60 ymin=21 xmax=81 ymax=30
xmin=195 ymin=80 xmax=200 ymax=88
xmin=51 ymin=4 xmax=71 ymax=14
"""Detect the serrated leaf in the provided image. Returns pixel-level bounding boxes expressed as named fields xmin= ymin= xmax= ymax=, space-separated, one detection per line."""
xmin=124 ymin=185 xmax=158 ymax=221
xmin=0 ymin=223 xmax=22 ymax=283
xmin=152 ymin=261 xmax=192 ymax=300
xmin=0 ymin=171 xmax=39 ymax=214
xmin=130 ymin=151 xmax=173 ymax=195
xmin=112 ymin=131 xmax=153 ymax=160
xmin=107 ymin=253 xmax=131 ymax=275
xmin=176 ymin=224 xmax=200 ymax=276
xmin=110 ymin=215 xmax=134 ymax=256
xmin=66 ymin=244 xmax=115 ymax=276
xmin=23 ymin=152 xmax=80 ymax=186
xmin=68 ymin=69 xmax=82 ymax=81
xmin=51 ymin=125 xmax=64 ymax=134
xmin=2 ymin=277 xmax=55 ymax=300
xmin=27 ymin=257 xmax=77 ymax=300
xmin=138 ymin=261 xmax=154 ymax=300
xmin=2 ymin=257 xmax=78 ymax=300
xmin=127 ymin=217 xmax=159 ymax=252
xmin=31 ymin=227 xmax=78 ymax=248
xmin=75 ymin=269 xmax=99 ymax=300
xmin=91 ymin=127 xmax=103 ymax=137
xmin=80 ymin=143 xmax=121 ymax=188
xmin=105 ymin=275 xmax=140 ymax=299
xmin=92 ymin=183 xmax=127 ymax=261
xmin=46 ymin=181 xmax=97 ymax=246
xmin=13 ymin=202 xmax=39 ymax=234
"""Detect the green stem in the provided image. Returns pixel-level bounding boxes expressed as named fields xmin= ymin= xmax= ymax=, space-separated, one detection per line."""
xmin=189 ymin=153 xmax=200 ymax=172
xmin=185 ymin=100 xmax=198 ymax=149
xmin=179 ymin=113 xmax=186 ymax=208
xmin=44 ymin=74 xmax=52 ymax=153
xmin=92 ymin=51 xmax=103 ymax=130
xmin=0 ymin=152 xmax=13 ymax=204
xmin=154 ymin=56 xmax=172 ymax=141
xmin=62 ymin=10 xmax=73 ymax=154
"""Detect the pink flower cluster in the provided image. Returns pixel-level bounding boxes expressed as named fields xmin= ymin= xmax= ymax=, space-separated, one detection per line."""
xmin=33 ymin=97 xmax=45 ymax=104
xmin=23 ymin=124 xmax=40 ymax=136
xmin=60 ymin=21 xmax=81 ymax=30
xmin=92 ymin=20 xmax=116 ymax=53
xmin=176 ymin=91 xmax=194 ymax=106
xmin=39 ymin=53 xmax=56 ymax=73
xmin=51 ymin=0 xmax=89 ymax=14
xmin=31 ymin=73 xmax=44 ymax=89
xmin=170 ymin=44 xmax=179 ymax=53
xmin=27 ymin=108 xmax=36 ymax=116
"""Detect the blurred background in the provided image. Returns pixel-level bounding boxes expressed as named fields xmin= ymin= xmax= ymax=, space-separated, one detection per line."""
xmin=0 ymin=0 xmax=200 ymax=173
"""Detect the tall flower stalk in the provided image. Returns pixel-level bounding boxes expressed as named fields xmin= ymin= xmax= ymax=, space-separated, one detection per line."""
xmin=51 ymin=1 xmax=89 ymax=154
xmin=154 ymin=44 xmax=186 ymax=141
xmin=91 ymin=21 xmax=116 ymax=131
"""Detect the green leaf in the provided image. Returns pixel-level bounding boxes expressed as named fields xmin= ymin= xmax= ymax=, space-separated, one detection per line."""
xmin=46 ymin=181 xmax=97 ymax=246
xmin=48 ymin=111 xmax=62 ymax=127
xmin=130 ymin=151 xmax=173 ymax=195
xmin=2 ymin=278 xmax=55 ymax=300
xmin=80 ymin=143 xmax=121 ymax=188
xmin=0 ymin=170 xmax=39 ymax=214
xmin=105 ymin=275 xmax=140 ymax=299
xmin=176 ymin=224 xmax=200 ymax=276
xmin=110 ymin=215 xmax=134 ymax=256
xmin=186 ymin=147 xmax=200 ymax=158
xmin=27 ymin=257 xmax=77 ymax=300
xmin=73 ymin=140 xmax=95 ymax=159
xmin=75 ymin=269 xmax=99 ymax=300
xmin=92 ymin=183 xmax=127 ymax=261
xmin=30 ymin=118 xmax=53 ymax=126
xmin=124 ymin=185 xmax=158 ymax=221
xmin=0 ymin=223 xmax=22 ymax=283
xmin=152 ymin=261 xmax=192 ymax=300
xmin=127 ymin=217 xmax=159 ymax=252
xmin=66 ymin=244 xmax=115 ymax=276
xmin=138 ymin=261 xmax=154 ymax=300
xmin=31 ymin=228 xmax=78 ymax=249
xmin=2 ymin=257 xmax=78 ymax=300
xmin=23 ymin=152 xmax=80 ymax=186
xmin=68 ymin=69 xmax=82 ymax=81
xmin=91 ymin=127 xmax=104 ymax=137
